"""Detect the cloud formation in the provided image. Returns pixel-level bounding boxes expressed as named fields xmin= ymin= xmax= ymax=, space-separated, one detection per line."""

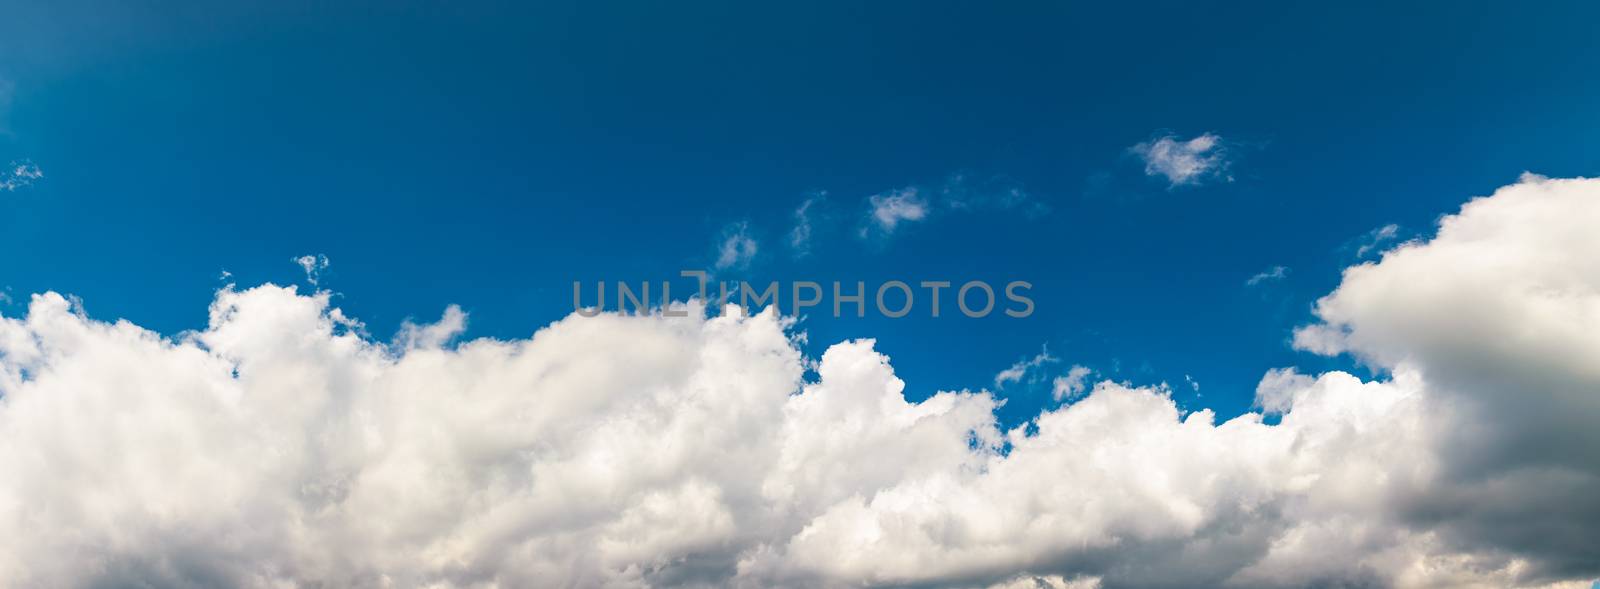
xmin=1246 ymin=265 xmax=1289 ymax=286
xmin=0 ymin=159 xmax=42 ymax=191
xmin=994 ymin=345 xmax=1058 ymax=389
xmin=787 ymin=195 xmax=822 ymax=257
xmin=857 ymin=175 xmax=1045 ymax=242
xmin=1353 ymin=223 xmax=1403 ymax=258
xmin=1130 ymin=133 xmax=1231 ymax=187
xmin=715 ymin=222 xmax=759 ymax=270
xmin=293 ymin=253 xmax=331 ymax=286
xmin=1051 ymin=365 xmax=1093 ymax=401
xmin=941 ymin=173 xmax=1047 ymax=217
xmin=2 ymin=176 xmax=1599 ymax=587
xmin=862 ymin=187 xmax=930 ymax=237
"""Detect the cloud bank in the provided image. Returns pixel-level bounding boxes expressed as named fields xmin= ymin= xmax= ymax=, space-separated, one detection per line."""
xmin=2 ymin=176 xmax=1599 ymax=588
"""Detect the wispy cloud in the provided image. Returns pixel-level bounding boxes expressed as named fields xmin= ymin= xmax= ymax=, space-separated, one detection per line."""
xmin=858 ymin=174 xmax=1047 ymax=242
xmin=1354 ymin=223 xmax=1401 ymax=258
xmin=293 ymin=254 xmax=330 ymax=286
xmin=787 ymin=195 xmax=822 ymax=257
xmin=0 ymin=160 xmax=42 ymax=191
xmin=715 ymin=222 xmax=758 ymax=270
xmin=941 ymin=173 xmax=1048 ymax=217
xmin=994 ymin=345 xmax=1059 ymax=389
xmin=1130 ymin=132 xmax=1231 ymax=187
xmin=860 ymin=187 xmax=929 ymax=238
xmin=1246 ymin=265 xmax=1290 ymax=286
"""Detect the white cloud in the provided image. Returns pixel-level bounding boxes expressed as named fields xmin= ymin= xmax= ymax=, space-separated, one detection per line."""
xmin=1353 ymin=223 xmax=1402 ymax=258
xmin=845 ymin=176 xmax=1045 ymax=244
xmin=1130 ymin=132 xmax=1231 ymax=187
xmin=941 ymin=173 xmax=1046 ymax=216
xmin=394 ymin=304 xmax=468 ymax=350
xmin=715 ymin=222 xmax=759 ymax=270
xmin=862 ymin=187 xmax=929 ymax=237
xmin=994 ymin=345 xmax=1058 ymax=389
xmin=1253 ymin=367 xmax=1312 ymax=414
xmin=1 ymin=176 xmax=1599 ymax=587
xmin=1050 ymin=365 xmax=1093 ymax=401
xmin=1246 ymin=265 xmax=1289 ymax=286
xmin=0 ymin=160 xmax=42 ymax=191
xmin=787 ymin=196 xmax=821 ymax=257
xmin=293 ymin=254 xmax=330 ymax=286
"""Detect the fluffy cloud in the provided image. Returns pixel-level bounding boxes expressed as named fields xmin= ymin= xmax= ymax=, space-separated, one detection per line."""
xmin=1291 ymin=173 xmax=1600 ymax=582
xmin=2 ymin=175 xmax=1599 ymax=588
xmin=1130 ymin=133 xmax=1231 ymax=187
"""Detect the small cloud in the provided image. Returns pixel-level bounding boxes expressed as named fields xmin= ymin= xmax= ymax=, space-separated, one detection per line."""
xmin=1050 ymin=365 xmax=1093 ymax=401
xmin=1354 ymin=224 xmax=1401 ymax=258
xmin=1 ymin=160 xmax=43 ymax=191
xmin=1291 ymin=323 xmax=1349 ymax=357
xmin=714 ymin=222 xmax=758 ymax=270
xmin=995 ymin=345 xmax=1059 ymax=389
xmin=787 ymin=195 xmax=823 ymax=257
xmin=293 ymin=254 xmax=330 ymax=286
xmin=1130 ymin=132 xmax=1231 ymax=187
xmin=395 ymin=305 xmax=468 ymax=350
xmin=1246 ymin=265 xmax=1290 ymax=286
xmin=1254 ymin=367 xmax=1314 ymax=415
xmin=941 ymin=173 xmax=1048 ymax=217
xmin=861 ymin=187 xmax=929 ymax=238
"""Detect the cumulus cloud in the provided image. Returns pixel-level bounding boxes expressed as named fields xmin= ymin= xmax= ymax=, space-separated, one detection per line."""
xmin=1130 ymin=132 xmax=1231 ymax=187
xmin=0 ymin=159 xmax=42 ymax=191
xmin=1289 ymin=174 xmax=1600 ymax=583
xmin=714 ymin=222 xmax=759 ymax=270
xmin=2 ymin=175 xmax=1600 ymax=587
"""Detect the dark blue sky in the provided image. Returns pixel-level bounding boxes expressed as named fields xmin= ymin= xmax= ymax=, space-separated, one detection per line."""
xmin=3 ymin=0 xmax=1599 ymax=426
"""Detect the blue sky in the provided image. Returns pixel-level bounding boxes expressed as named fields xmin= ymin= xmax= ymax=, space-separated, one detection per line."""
xmin=3 ymin=0 xmax=1600 ymax=429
